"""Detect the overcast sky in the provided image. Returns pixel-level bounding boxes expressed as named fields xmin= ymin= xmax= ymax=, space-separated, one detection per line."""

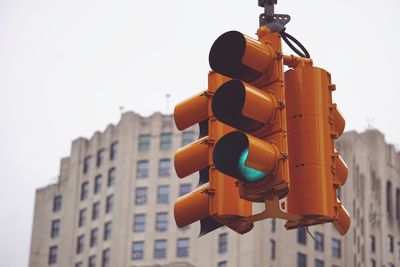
xmin=1 ymin=0 xmax=399 ymax=266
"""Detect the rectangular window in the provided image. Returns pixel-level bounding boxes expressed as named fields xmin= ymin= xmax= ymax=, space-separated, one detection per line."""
xmin=270 ymin=239 xmax=276 ymax=260
xmin=270 ymin=218 xmax=276 ymax=232
xmin=332 ymin=238 xmax=341 ymax=258
xmin=297 ymin=252 xmax=307 ymax=267
xmin=138 ymin=134 xmax=151 ymax=152
xmin=102 ymin=248 xmax=110 ymax=267
xmin=83 ymin=156 xmax=91 ymax=174
xmin=397 ymin=242 xmax=400 ymax=259
xmin=94 ymin=175 xmax=102 ymax=194
xmin=97 ymin=149 xmax=105 ymax=167
xmin=315 ymin=232 xmax=324 ymax=252
xmin=48 ymin=246 xmax=58 ymax=265
xmin=88 ymin=255 xmax=96 ymax=267
xmin=51 ymin=219 xmax=60 ymax=238
xmin=219 ymin=233 xmax=228 ymax=253
xmin=388 ymin=235 xmax=394 ymax=253
xmin=107 ymin=168 xmax=116 ymax=187
xmin=104 ymin=221 xmax=112 ymax=241
xmin=110 ymin=141 xmax=118 ymax=160
xmin=90 ymin=228 xmax=98 ymax=247
xmin=75 ymin=262 xmax=83 ymax=267
xmin=218 ymin=261 xmax=227 ymax=267
xmin=135 ymin=187 xmax=147 ymax=205
xmin=133 ymin=214 xmax=146 ymax=232
xmin=81 ymin=182 xmax=89 ymax=201
xmin=106 ymin=195 xmax=113 ymax=214
xmin=370 ymin=235 xmax=375 ymax=253
xmin=53 ymin=195 xmax=62 ymax=212
xmin=157 ymin=185 xmax=170 ymax=204
xmin=315 ymin=259 xmax=324 ymax=267
xmin=387 ymin=181 xmax=393 ymax=217
xmin=154 ymin=239 xmax=167 ymax=259
xmin=177 ymin=238 xmax=189 ymax=257
xmin=79 ymin=208 xmax=87 ymax=227
xmin=136 ymin=160 xmax=149 ymax=178
xmin=179 ymin=183 xmax=192 ymax=197
xmin=370 ymin=259 xmax=376 ymax=267
xmin=297 ymin=228 xmax=307 ymax=245
xmin=160 ymin=133 xmax=172 ymax=150
xmin=158 ymin=159 xmax=171 ymax=177
xmin=76 ymin=235 xmax=84 ymax=254
xmin=155 ymin=212 xmax=168 ymax=231
xmin=182 ymin=131 xmax=195 ymax=146
xmin=396 ymin=188 xmax=400 ymax=222
xmin=132 ymin=241 xmax=144 ymax=260
xmin=92 ymin=202 xmax=100 ymax=220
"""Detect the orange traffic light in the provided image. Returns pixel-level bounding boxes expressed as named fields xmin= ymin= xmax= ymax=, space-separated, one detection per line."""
xmin=208 ymin=28 xmax=290 ymax=202
xmin=173 ymin=72 xmax=254 ymax=236
xmin=284 ymin=66 xmax=350 ymax=235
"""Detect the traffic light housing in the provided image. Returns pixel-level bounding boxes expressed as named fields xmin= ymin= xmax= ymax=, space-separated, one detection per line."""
xmin=173 ymin=72 xmax=254 ymax=236
xmin=208 ymin=28 xmax=290 ymax=202
xmin=284 ymin=66 xmax=350 ymax=235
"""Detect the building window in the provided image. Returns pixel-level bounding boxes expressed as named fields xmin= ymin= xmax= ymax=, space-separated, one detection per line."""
xmin=270 ymin=218 xmax=276 ymax=232
xmin=315 ymin=232 xmax=324 ymax=252
xmin=160 ymin=133 xmax=172 ymax=150
xmin=107 ymin=168 xmax=116 ymax=187
xmin=138 ymin=134 xmax=150 ymax=152
xmin=83 ymin=156 xmax=91 ymax=174
xmin=88 ymin=255 xmax=96 ymax=267
xmin=154 ymin=239 xmax=167 ymax=259
xmin=81 ymin=182 xmax=89 ymax=201
xmin=397 ymin=242 xmax=400 ymax=259
xmin=133 ymin=214 xmax=146 ymax=232
xmin=155 ymin=212 xmax=168 ymax=231
xmin=51 ymin=219 xmax=60 ymax=238
xmin=106 ymin=195 xmax=113 ymax=214
xmin=297 ymin=228 xmax=307 ymax=245
xmin=315 ymin=259 xmax=324 ymax=267
xmin=179 ymin=183 xmax=192 ymax=197
xmin=388 ymin=263 xmax=395 ymax=267
xmin=182 ymin=131 xmax=195 ymax=146
xmin=110 ymin=141 xmax=118 ymax=160
xmin=48 ymin=245 xmax=58 ymax=265
xmin=90 ymin=228 xmax=98 ymax=247
xmin=369 ymin=235 xmax=375 ymax=253
xmin=136 ymin=160 xmax=149 ymax=178
xmin=102 ymin=248 xmax=110 ymax=267
xmin=135 ymin=187 xmax=147 ymax=205
xmin=396 ymin=188 xmax=400 ymax=222
xmin=94 ymin=175 xmax=102 ymax=194
xmin=387 ymin=181 xmax=393 ymax=217
xmin=76 ymin=235 xmax=84 ymax=254
xmin=92 ymin=202 xmax=100 ymax=220
xmin=270 ymin=239 xmax=276 ymax=260
xmin=332 ymin=238 xmax=341 ymax=258
xmin=219 ymin=233 xmax=228 ymax=253
xmin=388 ymin=235 xmax=394 ymax=253
xmin=177 ymin=238 xmax=189 ymax=257
xmin=297 ymin=252 xmax=307 ymax=267
xmin=79 ymin=208 xmax=87 ymax=227
xmin=218 ymin=261 xmax=227 ymax=267
xmin=158 ymin=159 xmax=171 ymax=177
xmin=157 ymin=185 xmax=170 ymax=204
xmin=370 ymin=259 xmax=376 ymax=267
xmin=53 ymin=195 xmax=62 ymax=212
xmin=97 ymin=149 xmax=105 ymax=167
xmin=75 ymin=262 xmax=83 ymax=267
xmin=132 ymin=241 xmax=144 ymax=260
xmin=104 ymin=221 xmax=112 ymax=241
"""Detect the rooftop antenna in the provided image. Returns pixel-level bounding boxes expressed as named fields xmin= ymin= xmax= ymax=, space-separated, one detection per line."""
xmin=165 ymin=94 xmax=171 ymax=114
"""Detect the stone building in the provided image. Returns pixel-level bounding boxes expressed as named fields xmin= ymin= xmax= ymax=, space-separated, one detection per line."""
xmin=29 ymin=111 xmax=400 ymax=267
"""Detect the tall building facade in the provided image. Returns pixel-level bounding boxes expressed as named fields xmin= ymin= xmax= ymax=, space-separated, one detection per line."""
xmin=29 ymin=112 xmax=400 ymax=267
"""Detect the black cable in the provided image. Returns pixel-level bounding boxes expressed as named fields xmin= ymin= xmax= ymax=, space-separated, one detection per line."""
xmin=280 ymin=31 xmax=310 ymax=58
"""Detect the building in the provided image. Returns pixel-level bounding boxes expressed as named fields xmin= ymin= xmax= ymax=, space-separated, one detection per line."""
xmin=29 ymin=111 xmax=400 ymax=267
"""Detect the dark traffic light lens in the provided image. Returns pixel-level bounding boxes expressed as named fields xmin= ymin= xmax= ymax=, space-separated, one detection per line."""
xmin=238 ymin=148 xmax=267 ymax=182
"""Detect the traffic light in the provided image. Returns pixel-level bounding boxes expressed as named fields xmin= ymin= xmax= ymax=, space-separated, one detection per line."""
xmin=208 ymin=28 xmax=290 ymax=202
xmin=284 ymin=66 xmax=350 ymax=235
xmin=173 ymin=72 xmax=254 ymax=236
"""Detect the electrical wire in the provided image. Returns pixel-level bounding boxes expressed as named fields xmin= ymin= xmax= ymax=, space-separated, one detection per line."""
xmin=280 ymin=31 xmax=310 ymax=58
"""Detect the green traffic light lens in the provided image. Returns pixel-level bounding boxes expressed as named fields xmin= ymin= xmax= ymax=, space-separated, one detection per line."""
xmin=238 ymin=148 xmax=267 ymax=182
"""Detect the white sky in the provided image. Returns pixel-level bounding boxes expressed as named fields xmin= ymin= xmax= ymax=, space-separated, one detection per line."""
xmin=0 ymin=0 xmax=399 ymax=266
